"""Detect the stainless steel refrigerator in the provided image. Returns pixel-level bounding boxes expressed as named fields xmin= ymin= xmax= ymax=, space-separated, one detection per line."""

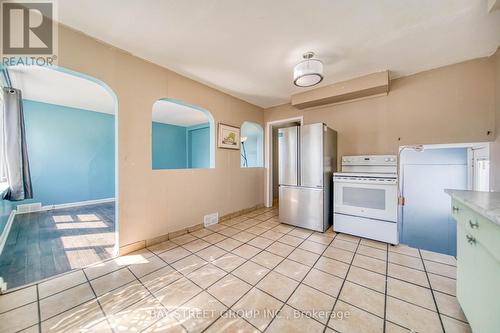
xmin=278 ymin=123 xmax=337 ymax=232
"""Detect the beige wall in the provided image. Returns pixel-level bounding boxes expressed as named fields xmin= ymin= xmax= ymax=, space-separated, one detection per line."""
xmin=265 ymin=57 xmax=497 ymax=171
xmin=56 ymin=25 xmax=265 ymax=248
xmin=491 ymin=48 xmax=500 ymax=191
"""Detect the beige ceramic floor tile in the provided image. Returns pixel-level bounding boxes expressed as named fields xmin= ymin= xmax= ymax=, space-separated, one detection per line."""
xmin=428 ymin=273 xmax=456 ymax=296
xmin=40 ymin=282 xmax=95 ymax=320
xmin=41 ymin=300 xmax=109 ymax=333
xmin=335 ymin=233 xmax=361 ymax=244
xmin=90 ymin=267 xmax=136 ymax=296
xmin=385 ymin=321 xmax=412 ymax=333
xmin=17 ymin=324 xmax=39 ymax=333
xmin=84 ymin=258 xmax=123 ymax=280
xmin=352 ymin=253 xmax=387 ymax=274
xmin=196 ymin=245 xmax=227 ymax=262
xmin=421 ymin=249 xmax=456 ymax=266
xmin=331 ymin=239 xmax=358 ymax=252
xmin=441 ymin=315 xmax=471 ymax=333
xmin=106 ymin=296 xmax=165 ymax=332
xmin=251 ymin=251 xmax=283 ymax=269
xmin=266 ymin=241 xmax=295 ymax=257
xmin=232 ymin=261 xmax=270 ymax=285
xmin=388 ymin=252 xmax=424 ymax=270
xmin=187 ymin=263 xmax=227 ymax=289
xmin=288 ymin=228 xmax=313 ymax=239
xmin=182 ymin=239 xmax=211 ymax=253
xmin=307 ymin=233 xmax=332 ymax=245
xmin=171 ymin=255 xmax=208 ymax=276
xmin=0 ymin=302 xmax=39 ymax=333
xmin=153 ymin=277 xmax=202 ymax=311
xmin=360 ymin=238 xmax=387 ymax=250
xmin=207 ymin=274 xmax=252 ymax=307
xmin=303 ymin=268 xmax=343 ymax=297
xmin=174 ymin=291 xmax=226 ymax=333
xmin=314 ymin=257 xmax=350 ymax=279
xmin=347 ymin=266 xmax=386 ymax=293
xmin=216 ymin=238 xmax=243 ymax=251
xmin=147 ymin=240 xmax=178 ymax=255
xmin=323 ymin=246 xmax=355 ymax=264
xmin=231 ymin=244 xmax=261 ymax=259
xmin=245 ymin=225 xmax=268 ymax=235
xmin=247 ymin=236 xmax=274 ymax=249
xmin=38 ymin=271 xmax=87 ymax=299
xmin=424 ymin=260 xmax=457 ymax=279
xmin=158 ymin=247 xmax=191 ymax=264
xmin=287 ymin=284 xmax=335 ymax=324
xmin=340 ymin=281 xmax=385 ymax=317
xmin=357 ymin=245 xmax=387 ymax=261
xmin=205 ymin=313 xmax=258 ymax=333
xmin=170 ymin=233 xmax=198 ymax=245
xmin=434 ymin=291 xmax=467 ymax=322
xmin=202 ymin=233 xmax=227 ymax=244
xmin=142 ymin=313 xmax=187 ymax=333
xmin=0 ymin=285 xmax=37 ymax=312
xmin=274 ymin=259 xmax=310 ymax=281
xmin=387 ymin=263 xmax=429 ymax=287
xmin=232 ymin=231 xmax=256 ymax=243
xmin=139 ymin=265 xmax=182 ymax=293
xmin=261 ymin=230 xmax=285 ymax=241
xmin=232 ymin=288 xmax=283 ymax=331
xmin=387 ymin=277 xmax=436 ymax=311
xmin=97 ymin=280 xmax=149 ymax=315
xmin=189 ymin=228 xmax=214 ymax=238
xmin=329 ymin=300 xmax=383 ymax=333
xmin=128 ymin=255 xmax=167 ymax=278
xmin=299 ymin=240 xmax=328 ymax=254
xmin=267 ymin=305 xmax=325 ymax=332
xmin=278 ymin=234 xmax=303 ymax=247
xmin=389 ymin=244 xmax=420 ymax=258
xmin=212 ymin=253 xmax=246 ymax=272
xmin=386 ymin=296 xmax=442 ymax=333
xmin=257 ymin=271 xmax=299 ymax=302
xmin=218 ymin=227 xmax=241 ymax=237
xmin=288 ymin=248 xmax=320 ymax=267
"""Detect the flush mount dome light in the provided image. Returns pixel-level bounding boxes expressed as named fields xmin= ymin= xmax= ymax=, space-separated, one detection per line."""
xmin=293 ymin=52 xmax=324 ymax=87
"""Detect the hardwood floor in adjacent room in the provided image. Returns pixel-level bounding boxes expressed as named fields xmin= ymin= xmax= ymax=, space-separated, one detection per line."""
xmin=0 ymin=202 xmax=115 ymax=289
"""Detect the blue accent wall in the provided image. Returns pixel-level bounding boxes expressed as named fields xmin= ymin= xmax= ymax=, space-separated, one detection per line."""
xmin=188 ymin=124 xmax=210 ymax=169
xmin=23 ymin=100 xmax=115 ymax=205
xmin=0 ymin=100 xmax=116 ymax=233
xmin=152 ymin=122 xmax=187 ymax=169
xmin=152 ymin=122 xmax=210 ymax=170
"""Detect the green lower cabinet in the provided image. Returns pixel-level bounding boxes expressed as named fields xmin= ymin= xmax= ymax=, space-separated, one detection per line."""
xmin=456 ymin=214 xmax=500 ymax=333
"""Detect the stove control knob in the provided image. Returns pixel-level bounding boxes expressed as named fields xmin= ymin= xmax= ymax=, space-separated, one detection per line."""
xmin=384 ymin=158 xmax=389 ymax=162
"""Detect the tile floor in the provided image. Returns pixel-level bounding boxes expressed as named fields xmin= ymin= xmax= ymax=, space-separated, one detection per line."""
xmin=0 ymin=202 xmax=116 ymax=289
xmin=0 ymin=206 xmax=469 ymax=333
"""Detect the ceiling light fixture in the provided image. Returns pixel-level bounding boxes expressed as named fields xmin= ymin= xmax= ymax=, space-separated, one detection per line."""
xmin=293 ymin=52 xmax=324 ymax=87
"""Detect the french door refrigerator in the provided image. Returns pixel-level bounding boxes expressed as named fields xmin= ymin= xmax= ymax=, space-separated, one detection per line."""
xmin=278 ymin=123 xmax=337 ymax=232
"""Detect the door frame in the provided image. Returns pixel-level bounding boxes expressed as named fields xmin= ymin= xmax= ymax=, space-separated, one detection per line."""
xmin=264 ymin=116 xmax=303 ymax=207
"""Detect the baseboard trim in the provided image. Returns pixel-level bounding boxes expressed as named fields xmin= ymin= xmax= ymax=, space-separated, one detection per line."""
xmin=120 ymin=203 xmax=266 ymax=256
xmin=0 ymin=209 xmax=17 ymax=255
xmin=16 ymin=197 xmax=115 ymax=214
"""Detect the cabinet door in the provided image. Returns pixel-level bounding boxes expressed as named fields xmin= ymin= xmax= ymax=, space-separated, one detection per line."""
xmin=457 ymin=224 xmax=500 ymax=333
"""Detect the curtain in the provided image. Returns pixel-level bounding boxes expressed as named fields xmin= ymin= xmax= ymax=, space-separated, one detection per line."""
xmin=2 ymin=87 xmax=33 ymax=201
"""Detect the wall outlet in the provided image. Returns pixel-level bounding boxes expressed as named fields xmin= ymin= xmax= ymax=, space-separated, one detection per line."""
xmin=204 ymin=213 xmax=219 ymax=227
xmin=16 ymin=202 xmax=42 ymax=213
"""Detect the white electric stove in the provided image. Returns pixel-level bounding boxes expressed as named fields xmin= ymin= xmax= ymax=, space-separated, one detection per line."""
xmin=333 ymin=155 xmax=399 ymax=244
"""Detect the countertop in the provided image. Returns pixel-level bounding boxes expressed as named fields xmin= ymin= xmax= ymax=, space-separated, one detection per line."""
xmin=445 ymin=189 xmax=500 ymax=227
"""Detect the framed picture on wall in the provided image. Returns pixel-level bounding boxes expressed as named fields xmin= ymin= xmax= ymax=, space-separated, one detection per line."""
xmin=217 ymin=123 xmax=240 ymax=150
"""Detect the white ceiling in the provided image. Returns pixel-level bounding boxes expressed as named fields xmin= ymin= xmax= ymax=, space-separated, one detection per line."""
xmin=57 ymin=0 xmax=500 ymax=108
xmin=8 ymin=65 xmax=115 ymax=114
xmin=152 ymin=100 xmax=209 ymax=127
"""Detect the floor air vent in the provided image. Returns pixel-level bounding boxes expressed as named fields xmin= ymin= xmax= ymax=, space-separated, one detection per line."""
xmin=204 ymin=213 xmax=219 ymax=227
